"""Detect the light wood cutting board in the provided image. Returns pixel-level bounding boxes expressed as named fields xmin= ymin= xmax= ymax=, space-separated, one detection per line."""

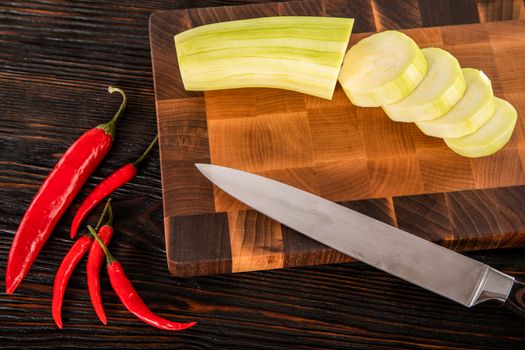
xmin=149 ymin=0 xmax=525 ymax=277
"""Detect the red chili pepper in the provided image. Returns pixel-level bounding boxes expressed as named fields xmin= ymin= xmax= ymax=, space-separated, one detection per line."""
xmin=52 ymin=200 xmax=111 ymax=329
xmin=52 ymin=235 xmax=92 ymax=329
xmin=70 ymin=135 xmax=158 ymax=238
xmin=87 ymin=226 xmax=196 ymax=331
xmin=5 ymin=87 xmax=127 ymax=295
xmin=86 ymin=204 xmax=114 ymax=325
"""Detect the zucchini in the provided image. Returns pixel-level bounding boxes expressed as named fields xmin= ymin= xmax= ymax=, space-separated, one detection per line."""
xmin=416 ymin=68 xmax=496 ymax=138
xmin=383 ymin=48 xmax=466 ymax=122
xmin=174 ymin=16 xmax=354 ymax=99
xmin=444 ymin=98 xmax=517 ymax=158
xmin=338 ymin=31 xmax=428 ymax=107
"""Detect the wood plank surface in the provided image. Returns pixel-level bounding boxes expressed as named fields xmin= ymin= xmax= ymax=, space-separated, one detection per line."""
xmin=152 ymin=0 xmax=525 ymax=276
xmin=2 ymin=1 xmax=525 ymax=349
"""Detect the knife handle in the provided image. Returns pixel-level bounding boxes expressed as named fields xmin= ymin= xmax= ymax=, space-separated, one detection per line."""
xmin=504 ymin=279 xmax=525 ymax=317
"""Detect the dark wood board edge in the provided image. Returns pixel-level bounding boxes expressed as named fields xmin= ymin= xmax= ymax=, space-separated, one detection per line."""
xmin=166 ymin=212 xmax=233 ymax=277
xmin=150 ymin=11 xmax=171 ymax=229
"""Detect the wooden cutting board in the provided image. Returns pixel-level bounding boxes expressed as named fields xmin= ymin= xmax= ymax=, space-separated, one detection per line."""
xmin=149 ymin=0 xmax=525 ymax=277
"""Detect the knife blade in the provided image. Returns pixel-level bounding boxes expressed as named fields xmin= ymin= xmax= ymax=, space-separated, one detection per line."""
xmin=195 ymin=163 xmax=525 ymax=315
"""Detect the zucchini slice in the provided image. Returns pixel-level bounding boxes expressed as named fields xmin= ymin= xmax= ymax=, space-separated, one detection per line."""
xmin=338 ymin=30 xmax=428 ymax=107
xmin=416 ymin=68 xmax=496 ymax=138
xmin=174 ymin=16 xmax=354 ymax=99
xmin=444 ymin=98 xmax=517 ymax=158
xmin=383 ymin=48 xmax=466 ymax=122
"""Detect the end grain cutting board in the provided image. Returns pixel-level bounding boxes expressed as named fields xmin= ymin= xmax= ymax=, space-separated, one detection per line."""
xmin=149 ymin=0 xmax=525 ymax=277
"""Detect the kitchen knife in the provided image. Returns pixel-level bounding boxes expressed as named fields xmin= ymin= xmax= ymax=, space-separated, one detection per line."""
xmin=195 ymin=163 xmax=525 ymax=317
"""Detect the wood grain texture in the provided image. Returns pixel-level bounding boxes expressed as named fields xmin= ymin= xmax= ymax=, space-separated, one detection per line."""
xmin=3 ymin=1 xmax=525 ymax=349
xmin=371 ymin=0 xmax=422 ymax=31
xmin=393 ymin=193 xmax=453 ymax=244
xmin=152 ymin=0 xmax=525 ymax=277
xmin=418 ymin=0 xmax=481 ymax=26
xmin=167 ymin=212 xmax=232 ymax=276
xmin=228 ymin=210 xmax=284 ymax=272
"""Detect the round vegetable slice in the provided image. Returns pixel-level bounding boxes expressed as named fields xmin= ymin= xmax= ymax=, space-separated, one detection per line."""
xmin=338 ymin=31 xmax=428 ymax=107
xmin=416 ymin=68 xmax=496 ymax=138
xmin=444 ymin=98 xmax=517 ymax=158
xmin=383 ymin=48 xmax=466 ymax=122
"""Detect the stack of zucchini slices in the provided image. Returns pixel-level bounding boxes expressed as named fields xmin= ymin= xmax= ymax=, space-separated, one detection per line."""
xmin=338 ymin=31 xmax=517 ymax=158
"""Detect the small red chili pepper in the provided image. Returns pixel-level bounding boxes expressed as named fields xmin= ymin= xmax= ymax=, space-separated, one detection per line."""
xmin=52 ymin=235 xmax=92 ymax=329
xmin=6 ymin=87 xmax=126 ymax=295
xmin=86 ymin=204 xmax=114 ymax=325
xmin=87 ymin=225 xmax=196 ymax=331
xmin=70 ymin=135 xmax=158 ymax=238
xmin=52 ymin=200 xmax=111 ymax=329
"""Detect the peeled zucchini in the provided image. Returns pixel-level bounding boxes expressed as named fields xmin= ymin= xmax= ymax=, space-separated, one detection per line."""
xmin=174 ymin=16 xmax=354 ymax=99
xmin=338 ymin=31 xmax=428 ymax=107
xmin=416 ymin=68 xmax=496 ymax=138
xmin=383 ymin=48 xmax=466 ymax=122
xmin=444 ymin=98 xmax=517 ymax=158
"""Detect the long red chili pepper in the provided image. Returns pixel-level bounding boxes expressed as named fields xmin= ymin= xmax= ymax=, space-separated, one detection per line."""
xmin=70 ymin=135 xmax=158 ymax=238
xmin=86 ymin=204 xmax=114 ymax=325
xmin=5 ymin=87 xmax=127 ymax=295
xmin=87 ymin=226 xmax=196 ymax=331
xmin=52 ymin=200 xmax=111 ymax=329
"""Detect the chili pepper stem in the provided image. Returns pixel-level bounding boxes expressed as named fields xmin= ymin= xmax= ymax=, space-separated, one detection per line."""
xmin=93 ymin=198 xmax=112 ymax=232
xmin=132 ymin=135 xmax=159 ymax=168
xmin=97 ymin=86 xmax=127 ymax=137
xmin=87 ymin=225 xmax=116 ymax=265
xmin=104 ymin=202 xmax=114 ymax=228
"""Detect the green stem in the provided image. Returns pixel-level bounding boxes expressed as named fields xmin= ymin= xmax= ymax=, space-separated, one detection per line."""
xmin=87 ymin=225 xmax=116 ymax=265
xmin=104 ymin=202 xmax=113 ymax=228
xmin=94 ymin=198 xmax=112 ymax=231
xmin=132 ymin=134 xmax=159 ymax=168
xmin=96 ymin=86 xmax=127 ymax=138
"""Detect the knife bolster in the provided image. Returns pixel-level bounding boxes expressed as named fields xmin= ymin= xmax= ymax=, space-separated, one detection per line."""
xmin=469 ymin=267 xmax=514 ymax=306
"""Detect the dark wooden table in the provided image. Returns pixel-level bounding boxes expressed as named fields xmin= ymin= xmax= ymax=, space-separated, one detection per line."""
xmin=1 ymin=1 xmax=525 ymax=348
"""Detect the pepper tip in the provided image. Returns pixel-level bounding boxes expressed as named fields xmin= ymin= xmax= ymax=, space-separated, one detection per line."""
xmin=99 ymin=314 xmax=107 ymax=325
xmin=54 ymin=317 xmax=63 ymax=329
xmin=5 ymin=275 xmax=18 ymax=295
xmin=70 ymin=222 xmax=78 ymax=239
xmin=5 ymin=285 xmax=14 ymax=295
xmin=183 ymin=321 xmax=197 ymax=330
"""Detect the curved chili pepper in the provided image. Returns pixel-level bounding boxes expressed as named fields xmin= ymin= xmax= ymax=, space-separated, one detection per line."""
xmin=70 ymin=135 xmax=158 ymax=238
xmin=52 ymin=235 xmax=93 ymax=329
xmin=5 ymin=87 xmax=126 ymax=295
xmin=87 ymin=205 xmax=114 ymax=325
xmin=52 ymin=200 xmax=111 ymax=329
xmin=87 ymin=226 xmax=196 ymax=331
